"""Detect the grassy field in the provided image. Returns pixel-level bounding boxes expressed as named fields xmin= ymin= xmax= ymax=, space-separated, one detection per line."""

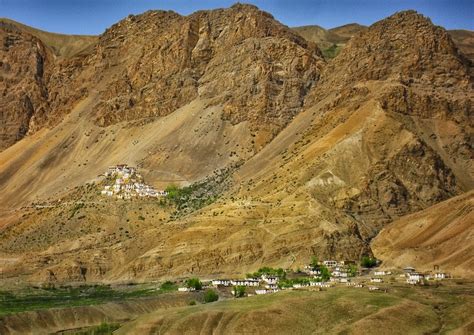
xmin=0 ymin=281 xmax=472 ymax=334
xmin=0 ymin=282 xmax=176 ymax=316
xmin=116 ymin=283 xmax=474 ymax=335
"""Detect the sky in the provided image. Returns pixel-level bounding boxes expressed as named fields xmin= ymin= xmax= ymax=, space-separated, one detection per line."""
xmin=0 ymin=0 xmax=472 ymax=35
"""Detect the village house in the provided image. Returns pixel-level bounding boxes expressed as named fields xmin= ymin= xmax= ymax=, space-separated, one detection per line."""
xmin=231 ymin=279 xmax=259 ymax=287
xmin=212 ymin=279 xmax=231 ymax=287
xmin=256 ymin=288 xmax=279 ymax=295
xmin=303 ymin=265 xmax=321 ymax=276
xmin=370 ymin=277 xmax=383 ymax=283
xmin=265 ymin=283 xmax=278 ymax=290
xmin=309 ymin=281 xmax=331 ymax=288
xmin=434 ymin=272 xmax=449 ymax=279
xmin=332 ymin=269 xmax=349 ymax=278
xmin=368 ymin=286 xmax=380 ymax=291
xmin=406 ymin=272 xmax=425 ymax=285
xmin=373 ymin=270 xmax=390 ymax=276
xmin=261 ymin=274 xmax=278 ymax=285
xmin=293 ymin=283 xmax=310 ymax=289
xmin=404 ymin=266 xmax=416 ymax=273
xmin=323 ymin=260 xmax=338 ymax=268
xmin=178 ymin=287 xmax=195 ymax=292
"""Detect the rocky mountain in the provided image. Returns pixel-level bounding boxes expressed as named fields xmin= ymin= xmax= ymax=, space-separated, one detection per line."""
xmin=0 ymin=4 xmax=324 ymax=153
xmin=0 ymin=7 xmax=472 ymax=283
xmin=0 ymin=20 xmax=51 ymax=150
xmin=0 ymin=18 xmax=96 ymax=151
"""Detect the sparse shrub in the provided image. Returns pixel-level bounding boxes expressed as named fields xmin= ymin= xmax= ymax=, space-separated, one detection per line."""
xmin=361 ymin=256 xmax=377 ymax=268
xmin=185 ymin=278 xmax=202 ymax=290
xmin=160 ymin=281 xmax=177 ymax=291
xmin=189 ymin=300 xmax=197 ymax=306
xmin=233 ymin=286 xmax=246 ymax=298
xmin=203 ymin=289 xmax=218 ymax=303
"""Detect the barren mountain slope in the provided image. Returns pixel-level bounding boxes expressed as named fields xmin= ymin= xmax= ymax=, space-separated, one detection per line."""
xmin=449 ymin=29 xmax=474 ymax=63
xmin=292 ymin=23 xmax=366 ymax=58
xmin=117 ymin=11 xmax=473 ymax=279
xmin=0 ymin=4 xmax=325 ymax=281
xmin=0 ymin=4 xmax=324 ymax=211
xmin=0 ymin=9 xmax=472 ymax=283
xmin=292 ymin=25 xmax=346 ymax=50
xmin=0 ymin=5 xmax=324 ymax=152
xmin=39 ymin=4 xmax=323 ymax=138
xmin=0 ymin=18 xmax=97 ymax=58
xmin=293 ymin=22 xmax=473 ymax=65
xmin=328 ymin=23 xmax=368 ymax=39
xmin=372 ymin=191 xmax=474 ymax=277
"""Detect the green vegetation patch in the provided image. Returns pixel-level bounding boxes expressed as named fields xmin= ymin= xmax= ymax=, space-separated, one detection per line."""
xmin=74 ymin=322 xmax=120 ymax=335
xmin=0 ymin=284 xmax=171 ymax=316
xmin=322 ymin=44 xmax=342 ymax=59
xmin=203 ymin=289 xmax=219 ymax=303
xmin=165 ymin=164 xmax=240 ymax=218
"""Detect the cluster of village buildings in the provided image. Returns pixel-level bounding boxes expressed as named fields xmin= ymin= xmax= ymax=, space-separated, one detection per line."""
xmin=100 ymin=164 xmax=167 ymax=199
xmin=178 ymin=260 xmax=451 ymax=296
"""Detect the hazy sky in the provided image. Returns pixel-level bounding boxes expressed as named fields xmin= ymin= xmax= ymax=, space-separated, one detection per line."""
xmin=1 ymin=0 xmax=472 ymax=35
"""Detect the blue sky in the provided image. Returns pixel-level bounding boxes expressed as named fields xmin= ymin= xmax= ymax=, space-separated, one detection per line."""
xmin=0 ymin=0 xmax=472 ymax=35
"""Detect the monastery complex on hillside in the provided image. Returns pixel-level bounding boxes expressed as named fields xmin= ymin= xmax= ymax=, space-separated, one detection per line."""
xmin=100 ymin=164 xmax=167 ymax=199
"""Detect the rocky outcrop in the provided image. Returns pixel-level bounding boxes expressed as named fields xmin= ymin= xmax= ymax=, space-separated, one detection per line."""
xmin=86 ymin=4 xmax=323 ymax=138
xmin=0 ymin=21 xmax=51 ymax=150
xmin=302 ymin=11 xmax=473 ymax=231
xmin=0 ymin=5 xmax=324 ymax=152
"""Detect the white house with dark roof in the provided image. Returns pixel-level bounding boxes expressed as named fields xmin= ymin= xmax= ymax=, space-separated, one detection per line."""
xmin=323 ymin=260 xmax=337 ymax=268
xmin=434 ymin=272 xmax=449 ymax=279
xmin=212 ymin=279 xmax=231 ymax=287
xmin=231 ymin=279 xmax=259 ymax=287
xmin=406 ymin=273 xmax=425 ymax=285
xmin=370 ymin=278 xmax=383 ymax=283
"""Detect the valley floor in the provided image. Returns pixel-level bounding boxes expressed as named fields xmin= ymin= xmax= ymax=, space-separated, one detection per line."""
xmin=0 ymin=280 xmax=472 ymax=334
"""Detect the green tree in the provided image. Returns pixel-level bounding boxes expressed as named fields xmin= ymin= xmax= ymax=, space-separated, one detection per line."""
xmin=203 ymin=289 xmax=219 ymax=303
xmin=185 ymin=278 xmax=202 ymax=290
xmin=320 ymin=265 xmax=331 ymax=281
xmin=310 ymin=256 xmax=319 ymax=268
xmin=233 ymin=286 xmax=246 ymax=298
xmin=165 ymin=185 xmax=180 ymax=201
xmin=348 ymin=264 xmax=358 ymax=277
xmin=361 ymin=256 xmax=377 ymax=268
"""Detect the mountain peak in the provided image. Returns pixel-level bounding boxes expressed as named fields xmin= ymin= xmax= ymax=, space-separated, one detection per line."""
xmin=316 ymin=8 xmax=471 ymax=92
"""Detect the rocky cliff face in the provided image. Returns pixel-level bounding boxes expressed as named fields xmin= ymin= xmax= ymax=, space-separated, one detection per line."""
xmin=0 ymin=19 xmax=96 ymax=150
xmin=0 ymin=21 xmax=51 ymax=150
xmin=0 ymin=4 xmax=324 ymax=151
xmin=300 ymin=11 xmax=473 ymax=235
xmin=41 ymin=5 xmax=324 ymax=143
xmin=85 ymin=4 xmax=324 ymax=139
